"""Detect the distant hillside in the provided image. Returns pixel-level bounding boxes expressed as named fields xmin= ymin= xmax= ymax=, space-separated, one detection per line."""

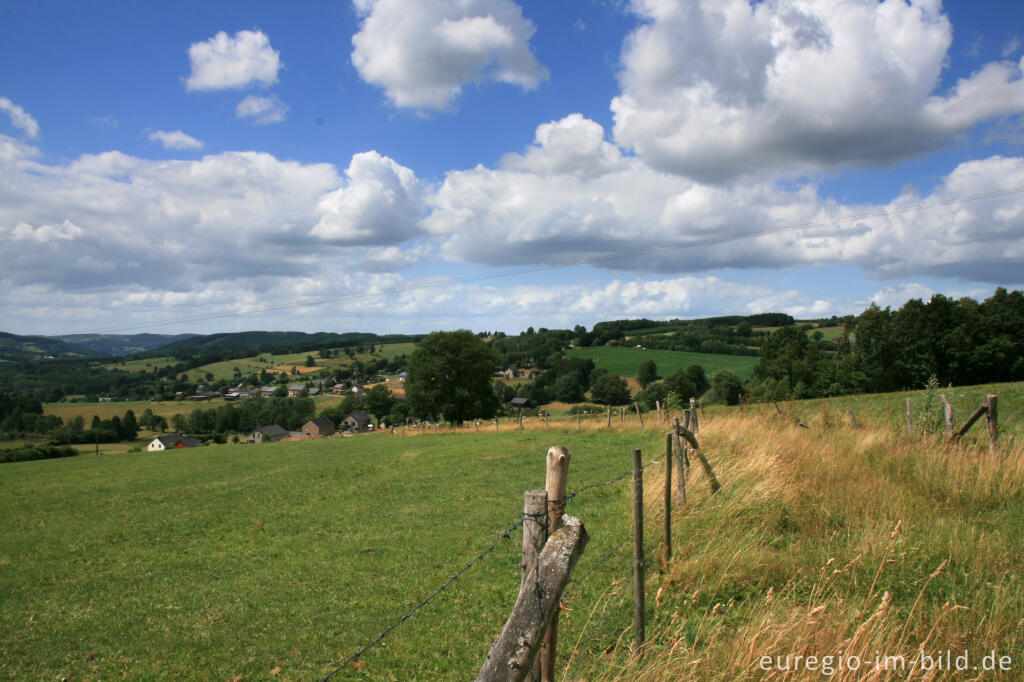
xmin=55 ymin=333 xmax=199 ymax=357
xmin=0 ymin=332 xmax=98 ymax=361
xmin=155 ymin=330 xmax=419 ymax=356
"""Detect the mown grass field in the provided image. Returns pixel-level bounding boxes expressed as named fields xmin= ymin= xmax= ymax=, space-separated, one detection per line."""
xmin=3 ymin=382 xmax=1022 ymax=680
xmin=567 ymin=346 xmax=759 ymax=381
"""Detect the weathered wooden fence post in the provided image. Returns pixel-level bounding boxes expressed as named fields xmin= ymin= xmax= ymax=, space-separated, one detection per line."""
xmin=635 ymin=401 xmax=644 ymax=427
xmin=606 ymin=405 xmax=611 ymax=428
xmin=905 ymin=398 xmax=913 ymax=435
xmin=940 ymin=394 xmax=953 ymax=440
xmin=541 ymin=446 xmax=571 ymax=682
xmin=689 ymin=398 xmax=698 ymax=433
xmin=475 ymin=516 xmax=588 ymax=682
xmin=619 ymin=406 xmax=624 ymax=423
xmin=986 ymin=394 xmax=999 ymax=452
xmin=672 ymin=418 xmax=687 ymax=505
xmin=951 ymin=400 xmax=989 ymax=444
xmin=631 ymin=448 xmax=646 ymax=655
xmin=663 ymin=432 xmax=672 ymax=562
xmin=656 ymin=400 xmax=662 ymax=423
xmin=521 ymin=490 xmax=548 ymax=682
xmin=576 ymin=413 xmax=580 ymax=432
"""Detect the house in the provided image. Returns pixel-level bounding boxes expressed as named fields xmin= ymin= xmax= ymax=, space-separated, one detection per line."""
xmin=260 ymin=386 xmax=278 ymax=397
xmin=302 ymin=417 xmax=336 ymax=438
xmin=343 ymin=410 xmax=371 ymax=432
xmin=247 ymin=424 xmax=289 ymax=443
xmin=332 ymin=383 xmax=347 ymax=395
xmin=308 ymin=387 xmax=320 ymax=397
xmin=147 ymin=433 xmax=200 ymax=451
xmin=398 ymin=371 xmax=407 ymax=382
xmin=509 ymin=397 xmax=532 ymax=409
xmin=287 ymin=384 xmax=307 ymax=397
xmin=148 ymin=433 xmax=185 ymax=451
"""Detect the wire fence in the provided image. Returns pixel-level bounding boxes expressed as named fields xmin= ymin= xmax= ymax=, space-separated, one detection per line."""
xmin=318 ymin=456 xmax=663 ymax=679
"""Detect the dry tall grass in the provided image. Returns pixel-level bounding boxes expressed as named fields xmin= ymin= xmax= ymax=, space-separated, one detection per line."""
xmin=555 ymin=409 xmax=1024 ymax=680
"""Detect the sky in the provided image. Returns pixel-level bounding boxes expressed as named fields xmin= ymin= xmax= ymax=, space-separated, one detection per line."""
xmin=1 ymin=0 xmax=1023 ymax=337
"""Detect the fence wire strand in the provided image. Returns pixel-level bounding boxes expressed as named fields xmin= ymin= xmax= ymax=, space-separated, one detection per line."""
xmin=320 ymin=457 xmax=661 ymax=680
xmin=320 ymin=514 xmax=526 ymax=681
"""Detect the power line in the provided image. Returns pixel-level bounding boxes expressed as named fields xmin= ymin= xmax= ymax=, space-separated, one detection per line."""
xmin=85 ymin=184 xmax=1024 ymax=334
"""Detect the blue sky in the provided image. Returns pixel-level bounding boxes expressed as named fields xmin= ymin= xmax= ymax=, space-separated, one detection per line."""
xmin=1 ymin=0 xmax=1023 ymax=336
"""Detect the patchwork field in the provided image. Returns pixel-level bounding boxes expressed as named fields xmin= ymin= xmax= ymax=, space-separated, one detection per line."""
xmin=3 ymin=382 xmax=1022 ymax=680
xmin=567 ymin=346 xmax=760 ymax=381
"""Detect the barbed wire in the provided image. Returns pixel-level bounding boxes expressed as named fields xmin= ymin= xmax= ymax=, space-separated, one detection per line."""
xmin=319 ymin=513 xmax=529 ymax=681
xmin=320 ymin=458 xmax=662 ymax=680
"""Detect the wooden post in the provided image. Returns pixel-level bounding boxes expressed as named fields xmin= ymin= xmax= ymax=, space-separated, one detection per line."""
xmin=606 ymin=405 xmax=611 ymax=428
xmin=940 ymin=394 xmax=953 ymax=441
xmin=655 ymin=400 xmax=661 ymax=422
xmin=521 ymin=490 xmax=548 ymax=682
xmin=986 ymin=394 xmax=999 ymax=452
xmin=631 ymin=448 xmax=646 ymax=655
xmin=848 ymin=407 xmax=859 ymax=428
xmin=495 ymin=417 xmax=500 ymax=431
xmin=576 ymin=413 xmax=580 ymax=432
xmin=905 ymin=398 xmax=912 ymax=435
xmin=619 ymin=406 xmax=624 ymax=423
xmin=634 ymin=402 xmax=644 ymax=427
xmin=677 ymin=425 xmax=721 ymax=495
xmin=951 ymin=401 xmax=988 ymax=444
xmin=689 ymin=398 xmax=698 ymax=433
xmin=541 ymin=446 xmax=571 ymax=682
xmin=475 ymin=516 xmax=588 ymax=682
xmin=671 ymin=418 xmax=687 ymax=505
xmin=663 ymin=433 xmax=672 ymax=562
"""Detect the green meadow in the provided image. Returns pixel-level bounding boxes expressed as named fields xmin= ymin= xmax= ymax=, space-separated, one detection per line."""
xmin=567 ymin=346 xmax=759 ymax=381
xmin=0 ymin=428 xmax=652 ymax=680
xmin=3 ymin=381 xmax=1022 ymax=680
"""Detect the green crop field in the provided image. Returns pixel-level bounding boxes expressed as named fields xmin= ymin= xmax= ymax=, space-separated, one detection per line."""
xmin=567 ymin=346 xmax=759 ymax=380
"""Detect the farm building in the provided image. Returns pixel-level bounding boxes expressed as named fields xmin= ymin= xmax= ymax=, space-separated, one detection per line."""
xmin=343 ymin=410 xmax=371 ymax=432
xmin=247 ymin=425 xmax=288 ymax=443
xmin=508 ymin=397 xmax=531 ymax=409
xmin=302 ymin=417 xmax=336 ymax=438
xmin=147 ymin=433 xmax=200 ymax=451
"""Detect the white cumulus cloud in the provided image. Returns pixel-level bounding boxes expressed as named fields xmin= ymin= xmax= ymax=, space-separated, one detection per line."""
xmin=612 ymin=0 xmax=1024 ymax=182
xmin=311 ymin=151 xmax=425 ymax=245
xmin=0 ymin=97 xmax=40 ymax=138
xmin=185 ymin=30 xmax=281 ymax=91
xmin=351 ymin=0 xmax=548 ymax=110
xmin=236 ymin=95 xmax=288 ymax=124
xmin=148 ymin=129 xmax=203 ymax=150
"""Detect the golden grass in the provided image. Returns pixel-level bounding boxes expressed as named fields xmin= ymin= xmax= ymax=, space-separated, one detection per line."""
xmin=531 ymin=409 xmax=1024 ymax=681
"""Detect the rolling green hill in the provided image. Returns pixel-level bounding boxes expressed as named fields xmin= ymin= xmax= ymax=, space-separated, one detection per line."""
xmin=0 ymin=332 xmax=97 ymax=362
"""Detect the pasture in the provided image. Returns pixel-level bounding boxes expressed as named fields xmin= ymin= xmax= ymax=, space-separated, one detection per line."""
xmin=567 ymin=346 xmax=759 ymax=381
xmin=3 ymin=382 xmax=1022 ymax=680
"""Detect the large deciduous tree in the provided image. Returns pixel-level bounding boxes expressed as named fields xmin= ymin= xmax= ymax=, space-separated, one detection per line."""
xmin=406 ymin=331 xmax=500 ymax=423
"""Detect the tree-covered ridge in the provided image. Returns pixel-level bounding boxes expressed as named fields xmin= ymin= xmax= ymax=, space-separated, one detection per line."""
xmin=752 ymin=287 xmax=1024 ymax=399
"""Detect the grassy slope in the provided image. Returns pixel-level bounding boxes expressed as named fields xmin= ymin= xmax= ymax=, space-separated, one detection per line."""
xmin=567 ymin=346 xmax=759 ymax=381
xmin=3 ymin=382 xmax=1022 ymax=680
xmin=0 ymin=427 xmax=654 ymax=680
